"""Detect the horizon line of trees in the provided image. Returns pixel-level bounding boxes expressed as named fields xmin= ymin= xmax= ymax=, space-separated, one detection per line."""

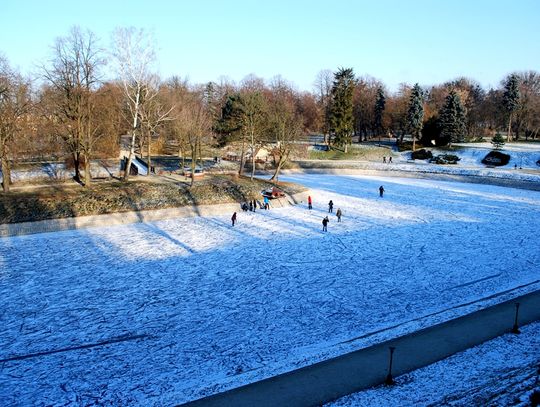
xmin=1 ymin=26 xmax=540 ymax=192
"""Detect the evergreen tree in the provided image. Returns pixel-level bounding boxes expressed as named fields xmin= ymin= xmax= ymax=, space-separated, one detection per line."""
xmin=502 ymin=74 xmax=520 ymax=142
xmin=328 ymin=67 xmax=355 ymax=152
xmin=406 ymin=83 xmax=424 ymax=151
xmin=374 ymin=86 xmax=386 ymax=145
xmin=491 ymin=132 xmax=505 ymax=149
xmin=439 ymin=90 xmax=467 ymax=145
xmin=214 ymin=94 xmax=243 ymax=147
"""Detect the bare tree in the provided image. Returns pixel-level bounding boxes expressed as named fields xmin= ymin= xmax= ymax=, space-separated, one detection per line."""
xmin=138 ymin=79 xmax=173 ymax=174
xmin=267 ymin=80 xmax=304 ymax=181
xmin=313 ymin=69 xmax=333 ymax=143
xmin=111 ymin=27 xmax=159 ymax=181
xmin=178 ymin=92 xmax=212 ymax=186
xmin=0 ymin=56 xmax=32 ymax=192
xmin=42 ymin=26 xmax=104 ymax=186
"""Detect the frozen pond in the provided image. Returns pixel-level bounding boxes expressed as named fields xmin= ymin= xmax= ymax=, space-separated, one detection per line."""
xmin=1 ymin=174 xmax=539 ymax=405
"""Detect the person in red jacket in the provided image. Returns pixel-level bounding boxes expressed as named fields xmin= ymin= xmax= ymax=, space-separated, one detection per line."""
xmin=308 ymin=195 xmax=312 ymax=210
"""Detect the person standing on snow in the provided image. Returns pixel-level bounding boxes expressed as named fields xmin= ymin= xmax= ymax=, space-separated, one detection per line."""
xmin=328 ymin=200 xmax=334 ymax=213
xmin=322 ymin=216 xmax=329 ymax=232
xmin=336 ymin=208 xmax=342 ymax=222
xmin=308 ymin=195 xmax=312 ymax=210
xmin=379 ymin=185 xmax=385 ymax=197
xmin=263 ymin=196 xmax=270 ymax=210
xmin=231 ymin=212 xmax=237 ymax=226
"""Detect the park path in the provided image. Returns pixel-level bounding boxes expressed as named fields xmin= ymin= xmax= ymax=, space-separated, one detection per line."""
xmin=182 ymin=289 xmax=540 ymax=407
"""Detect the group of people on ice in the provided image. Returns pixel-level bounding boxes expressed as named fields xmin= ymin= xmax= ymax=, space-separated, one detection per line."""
xmin=232 ymin=185 xmax=386 ymax=229
xmin=232 ymin=196 xmax=271 ymax=226
xmin=312 ymin=197 xmax=342 ymax=232
xmin=309 ymin=185 xmax=385 ymax=232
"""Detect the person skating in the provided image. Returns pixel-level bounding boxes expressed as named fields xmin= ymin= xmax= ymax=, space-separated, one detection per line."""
xmin=379 ymin=185 xmax=385 ymax=197
xmin=231 ymin=212 xmax=237 ymax=226
xmin=336 ymin=208 xmax=342 ymax=222
xmin=308 ymin=195 xmax=312 ymax=210
xmin=322 ymin=216 xmax=329 ymax=232
xmin=328 ymin=200 xmax=333 ymax=213
xmin=388 ymin=156 xmax=392 ymax=163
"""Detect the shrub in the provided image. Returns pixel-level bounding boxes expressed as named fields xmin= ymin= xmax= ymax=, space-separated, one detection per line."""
xmin=482 ymin=151 xmax=510 ymax=166
xmin=411 ymin=149 xmax=433 ymax=160
xmin=430 ymin=154 xmax=461 ymax=164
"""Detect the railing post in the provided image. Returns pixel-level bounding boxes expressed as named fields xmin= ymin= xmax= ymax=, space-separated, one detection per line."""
xmin=385 ymin=346 xmax=396 ymax=385
xmin=511 ymin=302 xmax=520 ymax=334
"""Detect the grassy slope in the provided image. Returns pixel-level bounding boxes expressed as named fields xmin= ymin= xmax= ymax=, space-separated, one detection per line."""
xmin=0 ymin=175 xmax=306 ymax=224
xmin=308 ymin=145 xmax=392 ymax=160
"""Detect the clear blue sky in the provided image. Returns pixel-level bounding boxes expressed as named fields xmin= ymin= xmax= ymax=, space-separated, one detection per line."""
xmin=2 ymin=0 xmax=539 ymax=92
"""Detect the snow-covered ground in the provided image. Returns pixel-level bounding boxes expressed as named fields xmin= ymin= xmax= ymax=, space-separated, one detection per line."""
xmin=1 ymin=173 xmax=540 ymax=405
xmin=328 ymin=321 xmax=540 ymax=407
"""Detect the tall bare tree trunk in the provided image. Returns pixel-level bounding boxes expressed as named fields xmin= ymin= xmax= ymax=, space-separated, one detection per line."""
xmin=270 ymin=151 xmax=289 ymax=181
xmin=83 ymin=153 xmax=91 ymax=186
xmin=1 ymin=157 xmax=11 ymax=193
xmin=73 ymin=151 xmax=82 ymax=183
xmin=507 ymin=113 xmax=513 ymax=142
xmin=146 ymin=131 xmax=151 ymax=176
xmin=238 ymin=136 xmax=246 ymax=176
xmin=190 ymin=143 xmax=196 ymax=187
xmin=123 ymin=92 xmax=141 ymax=181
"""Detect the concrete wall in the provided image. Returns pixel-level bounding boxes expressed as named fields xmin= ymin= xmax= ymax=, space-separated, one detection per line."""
xmin=0 ymin=191 xmax=310 ymax=237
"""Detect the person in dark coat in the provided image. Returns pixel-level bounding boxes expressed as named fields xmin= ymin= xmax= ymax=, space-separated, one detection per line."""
xmin=379 ymin=185 xmax=385 ymax=197
xmin=336 ymin=208 xmax=342 ymax=222
xmin=231 ymin=212 xmax=237 ymax=226
xmin=252 ymin=199 xmax=257 ymax=212
xmin=308 ymin=195 xmax=312 ymax=210
xmin=249 ymin=201 xmax=253 ymax=211
xmin=328 ymin=200 xmax=333 ymax=213
xmin=322 ymin=216 xmax=329 ymax=232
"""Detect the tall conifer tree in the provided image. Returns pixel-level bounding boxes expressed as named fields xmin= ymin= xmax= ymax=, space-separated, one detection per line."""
xmin=407 ymin=83 xmax=424 ymax=151
xmin=374 ymin=86 xmax=386 ymax=145
xmin=439 ymin=90 xmax=467 ymax=145
xmin=328 ymin=68 xmax=355 ymax=152
xmin=502 ymin=74 xmax=520 ymax=142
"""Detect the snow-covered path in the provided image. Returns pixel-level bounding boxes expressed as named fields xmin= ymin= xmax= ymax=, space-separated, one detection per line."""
xmin=1 ymin=174 xmax=539 ymax=405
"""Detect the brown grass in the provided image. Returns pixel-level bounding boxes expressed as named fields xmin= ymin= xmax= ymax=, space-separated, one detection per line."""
xmin=0 ymin=175 xmax=306 ymax=224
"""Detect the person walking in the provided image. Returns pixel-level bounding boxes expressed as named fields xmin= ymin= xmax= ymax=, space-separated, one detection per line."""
xmin=231 ymin=212 xmax=237 ymax=226
xmin=336 ymin=208 xmax=342 ymax=222
xmin=252 ymin=199 xmax=257 ymax=212
xmin=383 ymin=156 xmax=386 ymax=163
xmin=249 ymin=201 xmax=253 ymax=212
xmin=328 ymin=200 xmax=334 ymax=213
xmin=379 ymin=185 xmax=385 ymax=198
xmin=322 ymin=216 xmax=329 ymax=232
xmin=388 ymin=156 xmax=392 ymax=163
xmin=264 ymin=196 xmax=270 ymax=210
xmin=308 ymin=195 xmax=312 ymax=210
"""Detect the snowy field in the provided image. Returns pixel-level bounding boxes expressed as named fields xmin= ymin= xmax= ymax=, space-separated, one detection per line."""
xmin=328 ymin=321 xmax=540 ymax=407
xmin=1 ymin=173 xmax=540 ymax=405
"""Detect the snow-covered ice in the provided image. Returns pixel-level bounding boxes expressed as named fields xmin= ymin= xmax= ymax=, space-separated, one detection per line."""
xmin=1 ymin=173 xmax=539 ymax=405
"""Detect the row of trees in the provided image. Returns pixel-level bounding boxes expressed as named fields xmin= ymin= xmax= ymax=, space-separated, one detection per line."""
xmin=1 ymin=26 xmax=540 ymax=192
xmin=321 ymin=68 xmax=534 ymax=153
